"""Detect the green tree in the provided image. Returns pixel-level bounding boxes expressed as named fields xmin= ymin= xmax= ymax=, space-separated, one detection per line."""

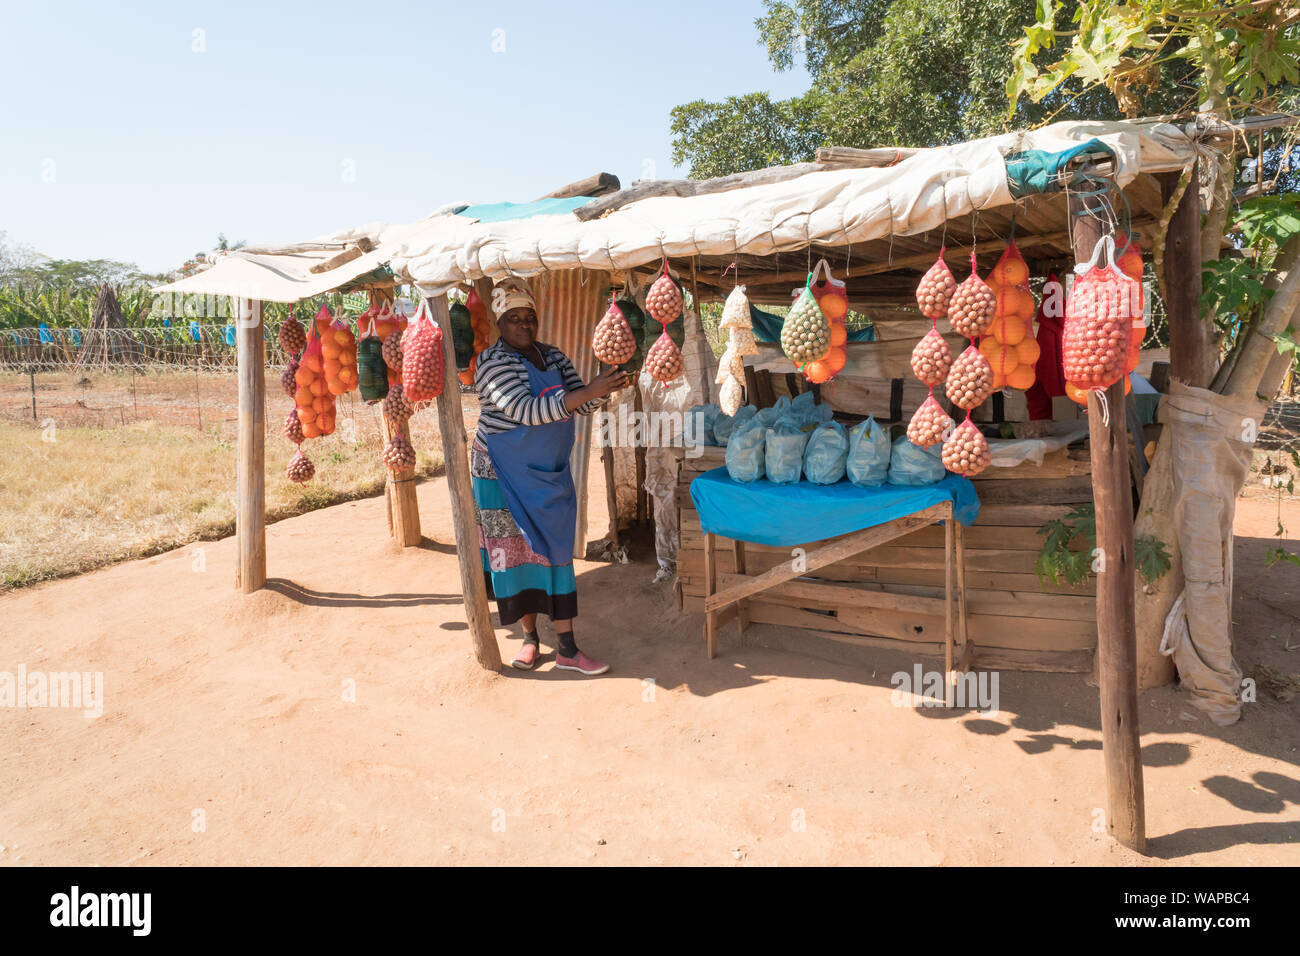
xmin=670 ymin=0 xmax=1189 ymax=177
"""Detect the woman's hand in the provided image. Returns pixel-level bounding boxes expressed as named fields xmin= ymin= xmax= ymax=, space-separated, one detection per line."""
xmin=564 ymin=368 xmax=631 ymax=411
xmin=588 ymin=368 xmax=631 ymax=399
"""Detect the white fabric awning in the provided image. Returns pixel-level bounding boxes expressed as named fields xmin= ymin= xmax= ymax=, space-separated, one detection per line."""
xmin=324 ymin=118 xmax=1195 ymax=296
xmin=151 ymin=246 xmax=391 ymax=303
xmin=153 ymin=117 xmax=1196 ymax=302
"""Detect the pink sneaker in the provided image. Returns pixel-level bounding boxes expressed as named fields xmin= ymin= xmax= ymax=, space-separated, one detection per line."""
xmin=555 ymin=651 xmax=609 ymax=676
xmin=511 ymin=643 xmax=540 ymax=670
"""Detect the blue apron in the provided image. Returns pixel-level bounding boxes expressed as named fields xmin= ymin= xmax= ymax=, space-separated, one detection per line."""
xmin=482 ymin=355 xmax=577 ymax=565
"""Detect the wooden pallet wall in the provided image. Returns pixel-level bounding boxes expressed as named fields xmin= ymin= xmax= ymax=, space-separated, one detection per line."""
xmin=675 ymin=446 xmax=1098 ymax=672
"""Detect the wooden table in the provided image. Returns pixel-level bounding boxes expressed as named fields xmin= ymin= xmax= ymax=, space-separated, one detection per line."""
xmin=701 ymin=500 xmax=971 ymax=683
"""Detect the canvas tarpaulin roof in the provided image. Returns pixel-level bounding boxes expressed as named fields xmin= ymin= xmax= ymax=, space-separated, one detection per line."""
xmin=151 ymin=246 xmax=392 ymax=303
xmin=319 ymin=118 xmax=1194 ymax=296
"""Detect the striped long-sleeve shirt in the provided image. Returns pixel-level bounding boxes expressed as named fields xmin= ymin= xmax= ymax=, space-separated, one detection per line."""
xmin=473 ymin=339 xmax=601 ymax=436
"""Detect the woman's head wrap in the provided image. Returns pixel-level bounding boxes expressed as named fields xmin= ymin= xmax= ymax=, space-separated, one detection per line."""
xmin=493 ymin=278 xmax=537 ymax=316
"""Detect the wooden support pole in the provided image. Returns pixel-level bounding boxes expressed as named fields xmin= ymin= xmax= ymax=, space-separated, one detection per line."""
xmin=704 ymin=532 xmax=718 ymax=659
xmin=602 ymin=441 xmax=619 ymax=548
xmin=428 ymin=294 xmax=501 ymax=671
xmin=382 ymin=412 xmax=421 ymax=547
xmin=1161 ymin=164 xmax=1210 ymax=387
xmin=236 ymin=298 xmax=266 ymax=594
xmin=1070 ymin=192 xmax=1146 ymax=854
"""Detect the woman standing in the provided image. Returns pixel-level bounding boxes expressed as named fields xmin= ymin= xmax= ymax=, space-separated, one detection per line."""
xmin=472 ymin=279 xmax=629 ymax=675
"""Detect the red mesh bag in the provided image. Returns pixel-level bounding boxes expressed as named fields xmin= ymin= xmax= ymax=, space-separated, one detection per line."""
xmin=592 ymin=300 xmax=637 ymax=365
xmin=947 ymin=251 xmax=997 ymax=339
xmin=910 ymin=328 xmax=953 ymax=387
xmin=645 ymin=261 xmax=683 ymax=325
xmin=945 ymin=343 xmax=994 ymax=410
xmin=1062 ymin=236 xmax=1138 ymax=392
xmin=401 ymin=300 xmax=445 ymax=404
xmin=644 ymin=328 xmax=684 ymax=384
xmin=916 ymin=252 xmax=957 ymax=320
xmin=942 ymin=418 xmax=991 ymax=477
xmin=907 ymin=394 xmax=954 ymax=449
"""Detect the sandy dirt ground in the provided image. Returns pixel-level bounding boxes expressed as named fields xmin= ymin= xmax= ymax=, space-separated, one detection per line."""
xmin=1 ymin=457 xmax=1297 ymax=867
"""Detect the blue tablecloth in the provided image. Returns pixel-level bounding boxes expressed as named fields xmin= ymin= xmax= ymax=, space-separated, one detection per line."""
xmin=689 ymin=469 xmax=980 ymax=547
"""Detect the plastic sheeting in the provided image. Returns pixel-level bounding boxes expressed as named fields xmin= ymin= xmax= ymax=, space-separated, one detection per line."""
xmin=1157 ymin=382 xmax=1264 ymax=726
xmin=690 ymin=469 xmax=980 ymax=547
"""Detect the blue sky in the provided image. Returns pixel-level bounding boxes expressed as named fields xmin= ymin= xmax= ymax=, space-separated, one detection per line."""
xmin=0 ymin=0 xmax=810 ymax=273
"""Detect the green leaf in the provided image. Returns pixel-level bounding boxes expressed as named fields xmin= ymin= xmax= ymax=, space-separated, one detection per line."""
xmin=1136 ymin=536 xmax=1172 ymax=583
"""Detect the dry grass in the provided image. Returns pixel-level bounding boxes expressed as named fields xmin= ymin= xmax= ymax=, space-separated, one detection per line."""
xmin=0 ymin=418 xmax=444 ymax=590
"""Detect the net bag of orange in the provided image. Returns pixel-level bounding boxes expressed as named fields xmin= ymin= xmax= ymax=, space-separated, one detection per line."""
xmin=782 ymin=272 xmax=831 ymax=372
xmin=401 ymin=298 xmax=445 ymax=404
xmin=803 ymin=259 xmax=848 ymax=384
xmin=293 ymin=320 xmax=336 ymax=438
xmin=982 ymin=240 xmax=1039 ymax=391
xmin=320 ymin=310 xmax=358 ymax=397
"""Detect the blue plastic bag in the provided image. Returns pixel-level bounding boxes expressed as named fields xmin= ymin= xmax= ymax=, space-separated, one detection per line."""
xmin=757 ymin=394 xmax=791 ymax=426
xmin=714 ymin=404 xmax=756 ymax=446
xmin=685 ymin=404 xmax=721 ymax=447
xmin=887 ymin=435 xmax=945 ymax=485
xmin=765 ymin=419 xmax=811 ymax=484
xmin=725 ymin=416 xmax=767 ymax=482
xmin=847 ymin=417 xmax=891 ymax=487
xmin=803 ymin=420 xmax=849 ymax=484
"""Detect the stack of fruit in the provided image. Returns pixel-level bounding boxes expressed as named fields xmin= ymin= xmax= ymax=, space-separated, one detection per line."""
xmin=293 ymin=321 xmax=336 ymax=441
xmin=979 ymin=241 xmax=1040 ymax=391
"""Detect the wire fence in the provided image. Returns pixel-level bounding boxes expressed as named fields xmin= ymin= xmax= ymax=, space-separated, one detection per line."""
xmin=0 ymin=323 xmax=303 ymax=372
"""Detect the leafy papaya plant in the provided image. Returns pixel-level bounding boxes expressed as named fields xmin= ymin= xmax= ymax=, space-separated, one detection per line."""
xmin=1037 ymin=503 xmax=1171 ymax=587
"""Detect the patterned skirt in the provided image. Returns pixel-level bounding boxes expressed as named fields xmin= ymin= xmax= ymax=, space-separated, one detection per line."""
xmin=470 ymin=436 xmax=578 ymax=626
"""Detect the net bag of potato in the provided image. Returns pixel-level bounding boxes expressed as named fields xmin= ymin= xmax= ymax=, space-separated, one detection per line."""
xmin=907 ymin=394 xmax=954 ymax=449
xmin=645 ymin=261 xmax=683 ymax=325
xmin=946 ymin=343 xmax=994 ymax=411
xmin=941 ymin=416 xmax=991 ymax=477
xmin=401 ymin=299 xmax=445 ymax=404
xmin=283 ymin=406 xmax=304 ymax=445
xmin=781 ymin=275 xmax=831 ymax=370
xmin=592 ymin=300 xmax=637 ymax=365
xmin=915 ymin=251 xmax=957 ymax=320
xmin=1062 ymin=235 xmax=1138 ymax=393
xmin=910 ymin=328 xmax=953 ymax=387
xmin=644 ymin=328 xmax=684 ymax=385
xmin=947 ymin=251 xmax=997 ymax=339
